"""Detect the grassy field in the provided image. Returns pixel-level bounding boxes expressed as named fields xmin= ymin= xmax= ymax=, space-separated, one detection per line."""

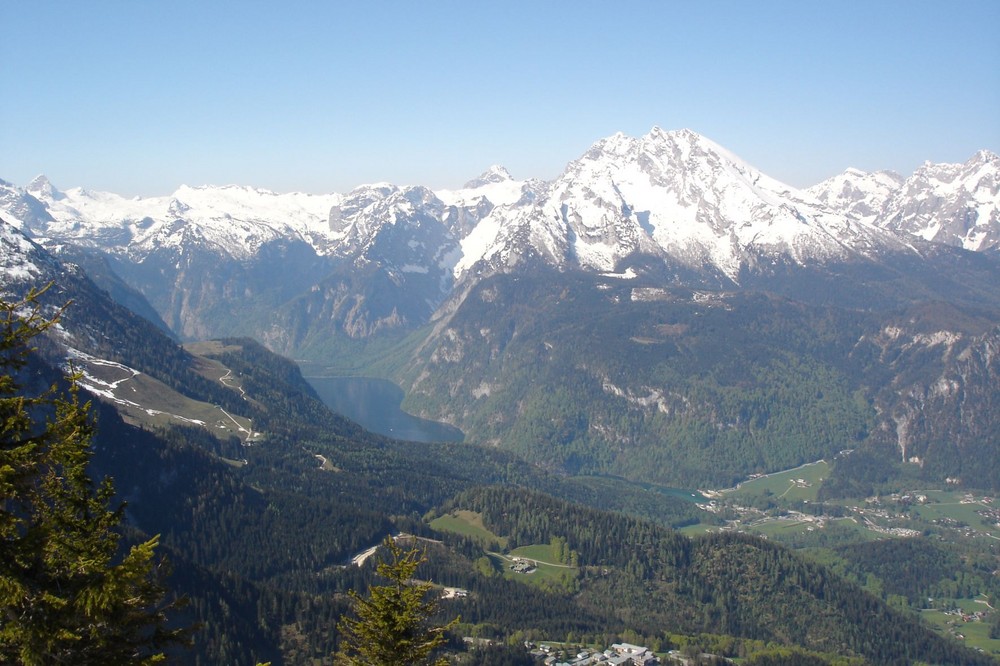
xmin=508 ymin=544 xmax=561 ymax=562
xmin=688 ymin=516 xmax=883 ymax=545
xmin=80 ymin=358 xmax=254 ymax=441
xmin=679 ymin=523 xmax=717 ymax=536
xmin=502 ymin=545 xmax=577 ymax=587
xmin=919 ymin=597 xmax=1000 ymax=657
xmin=429 ymin=514 xmax=577 ymax=588
xmin=749 ymin=516 xmax=877 ymax=540
xmin=725 ymin=460 xmax=830 ymax=502
xmin=908 ymin=491 xmax=1000 ymax=538
xmin=183 ymin=340 xmax=246 ymax=358
xmin=430 ymin=511 xmax=506 ymax=547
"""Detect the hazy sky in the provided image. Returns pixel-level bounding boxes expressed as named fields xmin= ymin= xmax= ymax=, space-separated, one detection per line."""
xmin=3 ymin=1 xmax=998 ymax=196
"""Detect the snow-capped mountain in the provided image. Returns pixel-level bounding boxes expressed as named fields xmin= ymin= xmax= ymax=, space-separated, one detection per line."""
xmin=806 ymin=168 xmax=904 ymax=222
xmin=877 ymin=150 xmax=1000 ymax=252
xmin=809 ymin=151 xmax=1000 ymax=253
xmin=0 ymin=216 xmax=57 ymax=286
xmin=2 ymin=168 xmax=541 ymax=343
xmin=3 ymin=128 xmax=998 ymax=349
xmin=4 ymin=135 xmax=1000 ymax=494
xmin=436 ymin=166 xmax=543 ymax=238
xmin=12 ymin=166 xmax=537 ymax=271
xmin=8 ymin=132 xmax=998 ymax=285
xmin=454 ymin=127 xmax=910 ymax=282
xmin=329 ymin=184 xmax=453 ymax=263
xmin=23 ymin=180 xmax=343 ymax=260
xmin=0 ymin=178 xmax=55 ymax=232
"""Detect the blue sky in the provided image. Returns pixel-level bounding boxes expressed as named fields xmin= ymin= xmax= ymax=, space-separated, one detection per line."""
xmin=3 ymin=1 xmax=998 ymax=196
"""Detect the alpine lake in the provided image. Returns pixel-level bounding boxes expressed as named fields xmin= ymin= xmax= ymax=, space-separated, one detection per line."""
xmin=306 ymin=376 xmax=464 ymax=444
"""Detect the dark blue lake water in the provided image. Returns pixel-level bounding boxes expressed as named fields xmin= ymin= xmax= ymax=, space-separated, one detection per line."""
xmin=306 ymin=376 xmax=464 ymax=444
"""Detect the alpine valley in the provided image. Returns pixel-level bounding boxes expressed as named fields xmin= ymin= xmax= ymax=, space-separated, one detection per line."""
xmin=2 ymin=128 xmax=999 ymax=664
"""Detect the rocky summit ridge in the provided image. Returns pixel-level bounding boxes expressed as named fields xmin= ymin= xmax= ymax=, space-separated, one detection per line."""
xmin=2 ymin=128 xmax=998 ymax=345
xmin=3 ymin=129 xmax=996 ymax=284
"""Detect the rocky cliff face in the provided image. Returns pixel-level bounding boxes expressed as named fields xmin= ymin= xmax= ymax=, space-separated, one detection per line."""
xmin=812 ymin=150 xmax=1000 ymax=253
xmin=857 ymin=306 xmax=1000 ymax=488
xmin=4 ymin=130 xmax=999 ymax=350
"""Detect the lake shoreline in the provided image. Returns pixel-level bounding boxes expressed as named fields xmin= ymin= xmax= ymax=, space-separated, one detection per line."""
xmin=306 ymin=376 xmax=464 ymax=444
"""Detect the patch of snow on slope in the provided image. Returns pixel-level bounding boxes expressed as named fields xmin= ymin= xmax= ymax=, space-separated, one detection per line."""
xmin=0 ymin=219 xmax=46 ymax=282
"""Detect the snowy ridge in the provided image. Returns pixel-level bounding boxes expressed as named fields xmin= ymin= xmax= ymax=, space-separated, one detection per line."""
xmin=327 ymin=184 xmax=443 ymax=253
xmin=807 ymin=168 xmax=904 ymax=223
xmin=454 ymin=127 xmax=907 ymax=280
xmin=0 ymin=217 xmax=58 ymax=285
xmin=0 ymin=178 xmax=55 ymax=231
xmin=11 ymin=167 xmax=537 ymax=270
xmin=877 ymin=150 xmax=1000 ymax=252
xmin=2 ymin=130 xmax=997 ymax=289
xmin=811 ymin=151 xmax=1000 ymax=252
xmin=437 ymin=165 xmax=537 ymax=209
xmin=26 ymin=180 xmax=343 ymax=260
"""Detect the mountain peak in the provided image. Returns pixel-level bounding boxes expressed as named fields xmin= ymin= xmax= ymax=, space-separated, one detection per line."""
xmin=463 ymin=165 xmax=513 ymax=189
xmin=26 ymin=174 xmax=62 ymax=200
xmin=970 ymin=149 xmax=999 ymax=167
xmin=649 ymin=126 xmax=698 ymax=141
xmin=875 ymin=149 xmax=1000 ymax=252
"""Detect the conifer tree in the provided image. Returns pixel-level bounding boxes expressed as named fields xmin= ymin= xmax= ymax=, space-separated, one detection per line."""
xmin=336 ymin=535 xmax=457 ymax=666
xmin=0 ymin=288 xmax=186 ymax=665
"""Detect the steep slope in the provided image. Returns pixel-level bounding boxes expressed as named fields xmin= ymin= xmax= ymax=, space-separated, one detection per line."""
xmin=5 ymin=132 xmax=999 ymax=356
xmin=394 ymin=133 xmax=1000 ymax=489
xmin=402 ymin=262 xmax=1000 ymax=489
xmin=5 ymin=207 xmax=997 ymax=663
xmin=855 ymin=303 xmax=1000 ymax=489
xmin=806 ymin=168 xmax=904 ymax=222
xmin=1 ymin=214 xmax=60 ymax=284
xmin=9 ymin=172 xmax=539 ymax=350
xmin=813 ymin=151 xmax=1000 ymax=253
xmin=402 ymin=270 xmax=880 ymax=487
xmin=453 ymin=127 xmax=912 ymax=285
xmin=14 ymin=179 xmax=341 ymax=344
xmin=0 ymin=216 xmax=254 ymax=428
xmin=0 ymin=178 xmax=55 ymax=231
xmin=878 ymin=150 xmax=1000 ymax=252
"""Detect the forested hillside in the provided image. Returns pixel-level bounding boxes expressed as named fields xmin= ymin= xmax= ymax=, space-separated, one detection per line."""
xmin=2 ymin=224 xmax=994 ymax=662
xmin=1 ymin=310 xmax=988 ymax=663
xmin=396 ymin=268 xmax=1000 ymax=491
xmin=428 ymin=486 xmax=994 ymax=665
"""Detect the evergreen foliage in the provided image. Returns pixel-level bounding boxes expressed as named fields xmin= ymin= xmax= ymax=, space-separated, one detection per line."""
xmin=399 ymin=270 xmax=1000 ymax=491
xmin=0 ymin=288 xmax=185 ymax=664
xmin=444 ymin=485 xmax=996 ymax=665
xmin=335 ymin=536 xmax=457 ymax=666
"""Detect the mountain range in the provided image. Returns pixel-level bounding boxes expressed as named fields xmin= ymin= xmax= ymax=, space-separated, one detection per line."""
xmin=2 ymin=128 xmax=1000 ymax=664
xmin=2 ymin=127 xmax=998 ymax=490
xmin=4 ymin=128 xmax=998 ymax=319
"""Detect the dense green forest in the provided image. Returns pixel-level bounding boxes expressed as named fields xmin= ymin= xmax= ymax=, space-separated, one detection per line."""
xmin=75 ymin=334 xmax=993 ymax=664
xmin=396 ymin=271 xmax=1000 ymax=491
xmin=4 ymin=270 xmax=996 ymax=664
xmin=439 ymin=486 xmax=994 ymax=664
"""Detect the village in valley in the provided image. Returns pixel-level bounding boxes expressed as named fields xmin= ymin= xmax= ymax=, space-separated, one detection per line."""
xmin=414 ymin=456 xmax=1000 ymax=663
xmin=690 ymin=459 xmax=1000 ymax=546
xmin=528 ymin=642 xmax=660 ymax=666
